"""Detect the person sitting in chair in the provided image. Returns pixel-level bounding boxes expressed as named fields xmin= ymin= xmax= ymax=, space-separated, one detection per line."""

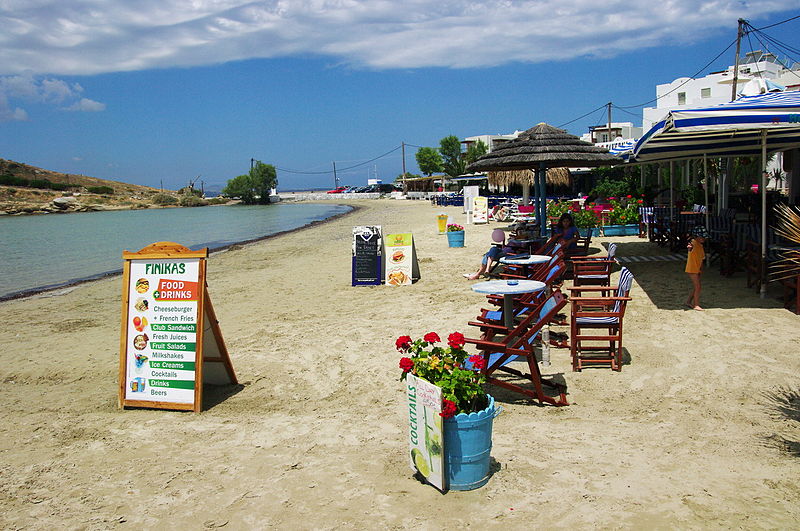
xmin=553 ymin=212 xmax=579 ymax=251
xmin=464 ymin=229 xmax=527 ymax=280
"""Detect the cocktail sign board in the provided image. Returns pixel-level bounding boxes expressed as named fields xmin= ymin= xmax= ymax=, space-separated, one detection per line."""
xmin=118 ymin=242 xmax=237 ymax=413
xmin=472 ymin=196 xmax=488 ymax=224
xmin=405 ymin=373 xmax=445 ymax=491
xmin=352 ymin=226 xmax=383 ymax=286
xmin=384 ymin=232 xmax=420 ymax=286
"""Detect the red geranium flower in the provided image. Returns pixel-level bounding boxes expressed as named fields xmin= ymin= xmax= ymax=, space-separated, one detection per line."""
xmin=423 ymin=332 xmax=440 ymax=343
xmin=468 ymin=355 xmax=486 ymax=370
xmin=440 ymin=399 xmax=458 ymax=418
xmin=626 ymin=194 xmax=632 ymax=198
xmin=447 ymin=332 xmax=465 ymax=349
xmin=395 ymin=335 xmax=412 ymax=351
xmin=399 ymin=357 xmax=414 ymax=373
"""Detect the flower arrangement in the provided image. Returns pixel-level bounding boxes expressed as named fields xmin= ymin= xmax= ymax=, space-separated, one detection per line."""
xmin=607 ymin=197 xmax=642 ymax=225
xmin=397 ymin=332 xmax=487 ymax=417
xmin=572 ymin=208 xmax=599 ymax=228
xmin=446 ymin=223 xmax=464 ymax=232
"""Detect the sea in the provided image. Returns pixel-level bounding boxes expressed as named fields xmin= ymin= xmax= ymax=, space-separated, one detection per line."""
xmin=0 ymin=202 xmax=351 ymax=300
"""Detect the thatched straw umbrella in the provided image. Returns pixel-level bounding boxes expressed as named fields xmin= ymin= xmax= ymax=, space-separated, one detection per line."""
xmin=467 ymin=123 xmax=620 ymax=226
xmin=487 ymin=167 xmax=572 ymax=190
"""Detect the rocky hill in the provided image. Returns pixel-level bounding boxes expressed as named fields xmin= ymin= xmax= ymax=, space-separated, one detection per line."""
xmin=0 ymin=159 xmax=223 ymax=215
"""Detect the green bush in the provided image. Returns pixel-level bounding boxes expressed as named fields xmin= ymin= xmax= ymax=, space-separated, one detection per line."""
xmin=0 ymin=174 xmax=29 ymax=187
xmin=572 ymin=208 xmax=599 ymax=228
xmin=178 ymin=194 xmax=207 ymax=207
xmin=206 ymin=196 xmax=228 ymax=205
xmin=152 ymin=193 xmax=178 ymax=205
xmin=87 ymin=185 xmax=114 ymax=195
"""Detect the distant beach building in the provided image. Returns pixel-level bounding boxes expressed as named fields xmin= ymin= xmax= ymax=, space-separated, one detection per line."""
xmin=642 ymin=50 xmax=800 ymax=130
xmin=580 ymin=122 xmax=643 ymax=155
xmin=461 ymin=131 xmax=523 ymax=153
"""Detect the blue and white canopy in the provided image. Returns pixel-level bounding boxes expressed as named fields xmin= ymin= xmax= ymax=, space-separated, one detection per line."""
xmin=631 ymin=91 xmax=800 ymax=163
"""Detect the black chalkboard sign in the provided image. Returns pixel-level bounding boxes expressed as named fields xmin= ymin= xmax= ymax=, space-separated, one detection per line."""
xmin=352 ymin=226 xmax=383 ymax=286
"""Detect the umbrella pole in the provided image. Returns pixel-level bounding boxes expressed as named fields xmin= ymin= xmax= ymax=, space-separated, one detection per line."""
xmin=669 ymin=161 xmax=674 ymax=221
xmin=760 ymin=130 xmax=768 ymax=299
xmin=539 ymin=163 xmax=546 ymax=230
xmin=704 ymin=154 xmax=710 ymax=267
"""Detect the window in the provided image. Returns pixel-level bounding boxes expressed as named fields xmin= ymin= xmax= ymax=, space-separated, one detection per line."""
xmin=678 ymin=92 xmax=686 ymax=105
xmin=701 ymin=87 xmax=711 ymax=98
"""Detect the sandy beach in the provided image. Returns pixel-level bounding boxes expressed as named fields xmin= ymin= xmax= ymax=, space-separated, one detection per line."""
xmin=1 ymin=199 xmax=798 ymax=529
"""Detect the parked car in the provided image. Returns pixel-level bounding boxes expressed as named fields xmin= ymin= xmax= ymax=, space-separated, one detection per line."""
xmin=326 ymin=186 xmax=347 ymax=194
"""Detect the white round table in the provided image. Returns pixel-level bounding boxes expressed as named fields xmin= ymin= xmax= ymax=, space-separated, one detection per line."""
xmin=500 ymin=254 xmax=550 ymax=277
xmin=471 ymin=280 xmax=546 ymax=329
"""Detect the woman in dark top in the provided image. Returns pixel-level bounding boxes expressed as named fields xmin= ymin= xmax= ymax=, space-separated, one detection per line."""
xmin=553 ymin=212 xmax=579 ymax=250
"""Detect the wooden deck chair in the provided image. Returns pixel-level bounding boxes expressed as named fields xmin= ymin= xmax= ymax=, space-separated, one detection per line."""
xmin=464 ymin=291 xmax=569 ymax=406
xmin=473 ymin=259 xmax=566 ymax=334
xmin=572 ymin=243 xmax=617 ymax=286
xmin=569 ymin=267 xmax=633 ymax=372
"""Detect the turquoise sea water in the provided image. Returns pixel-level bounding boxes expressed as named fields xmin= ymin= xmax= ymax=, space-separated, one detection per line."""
xmin=0 ymin=203 xmax=351 ymax=299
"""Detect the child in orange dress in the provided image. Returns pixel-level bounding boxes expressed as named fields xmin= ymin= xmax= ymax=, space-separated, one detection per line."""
xmin=685 ymin=226 xmax=708 ymax=310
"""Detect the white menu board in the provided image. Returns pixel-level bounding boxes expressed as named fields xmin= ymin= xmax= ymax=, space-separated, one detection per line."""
xmin=124 ymin=258 xmax=201 ymax=404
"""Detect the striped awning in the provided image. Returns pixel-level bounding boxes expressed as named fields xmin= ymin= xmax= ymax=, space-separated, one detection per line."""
xmin=631 ymin=91 xmax=800 ymax=163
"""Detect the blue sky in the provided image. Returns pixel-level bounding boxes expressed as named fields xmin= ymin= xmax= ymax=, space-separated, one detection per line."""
xmin=2 ymin=1 xmax=800 ymax=191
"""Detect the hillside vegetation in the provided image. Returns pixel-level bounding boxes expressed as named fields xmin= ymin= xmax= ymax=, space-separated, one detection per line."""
xmin=0 ymin=159 xmax=228 ymax=215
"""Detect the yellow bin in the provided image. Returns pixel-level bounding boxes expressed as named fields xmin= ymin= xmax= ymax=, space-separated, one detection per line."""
xmin=437 ymin=214 xmax=448 ymax=235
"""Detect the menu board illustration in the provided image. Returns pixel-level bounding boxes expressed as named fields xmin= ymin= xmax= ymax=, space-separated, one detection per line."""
xmin=124 ymin=258 xmax=201 ymax=404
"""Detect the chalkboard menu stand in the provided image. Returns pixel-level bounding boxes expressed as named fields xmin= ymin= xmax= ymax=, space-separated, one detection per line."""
xmin=352 ymin=226 xmax=383 ymax=286
xmin=118 ymin=241 xmax=236 ymax=413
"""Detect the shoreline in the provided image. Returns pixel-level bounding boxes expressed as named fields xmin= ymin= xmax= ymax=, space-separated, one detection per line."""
xmin=0 ymin=203 xmax=359 ymax=303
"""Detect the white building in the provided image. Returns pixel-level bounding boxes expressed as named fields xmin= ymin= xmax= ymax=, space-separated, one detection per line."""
xmin=643 ymin=51 xmax=800 ymax=130
xmin=461 ymin=132 xmax=522 ymax=153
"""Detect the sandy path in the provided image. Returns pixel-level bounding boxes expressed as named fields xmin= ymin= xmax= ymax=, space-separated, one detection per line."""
xmin=1 ymin=199 xmax=798 ymax=529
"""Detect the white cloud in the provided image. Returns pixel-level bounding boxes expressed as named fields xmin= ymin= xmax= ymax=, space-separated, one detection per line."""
xmin=64 ymin=97 xmax=106 ymax=111
xmin=0 ymin=73 xmax=105 ymax=121
xmin=0 ymin=1 xmax=796 ymax=75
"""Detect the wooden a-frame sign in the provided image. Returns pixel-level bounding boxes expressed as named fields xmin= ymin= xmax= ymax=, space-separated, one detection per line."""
xmin=118 ymin=241 xmax=237 ymax=413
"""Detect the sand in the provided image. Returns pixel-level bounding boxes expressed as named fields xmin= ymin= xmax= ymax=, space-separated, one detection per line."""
xmin=1 ymin=199 xmax=798 ymax=529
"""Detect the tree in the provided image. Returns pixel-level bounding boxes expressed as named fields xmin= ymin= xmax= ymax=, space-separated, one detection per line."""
xmin=465 ymin=139 xmax=488 ymax=165
xmin=439 ymin=135 xmax=465 ymax=178
xmin=415 ymin=147 xmax=442 ymax=176
xmin=222 ymin=162 xmax=278 ymax=204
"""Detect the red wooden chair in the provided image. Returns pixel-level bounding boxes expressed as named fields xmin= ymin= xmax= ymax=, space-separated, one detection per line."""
xmin=464 ymin=291 xmax=569 ymax=406
xmin=569 ymin=267 xmax=633 ymax=372
xmin=572 ymin=242 xmax=617 ymax=286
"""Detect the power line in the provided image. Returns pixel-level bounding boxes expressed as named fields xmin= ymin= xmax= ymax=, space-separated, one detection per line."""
xmin=556 ymin=102 xmax=608 ymax=128
xmin=615 ymin=38 xmax=738 ymax=109
xmin=753 ymin=13 xmax=800 ymax=31
xmin=275 ymin=145 xmax=401 ymax=175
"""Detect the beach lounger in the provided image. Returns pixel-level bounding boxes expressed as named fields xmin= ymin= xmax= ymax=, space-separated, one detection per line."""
xmin=464 ymin=291 xmax=569 ymax=406
xmin=568 ymin=267 xmax=633 ymax=372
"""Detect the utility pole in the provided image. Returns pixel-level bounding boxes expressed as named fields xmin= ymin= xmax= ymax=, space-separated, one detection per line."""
xmin=333 ymin=161 xmax=338 ymax=188
xmin=731 ymin=19 xmax=746 ymax=102
xmin=723 ymin=18 xmax=746 ymax=213
xmin=401 ymin=141 xmax=407 ymax=193
xmin=250 ymin=158 xmax=255 ymax=171
xmin=606 ymin=102 xmax=613 ymax=143
xmin=200 ymin=180 xmax=204 ymax=195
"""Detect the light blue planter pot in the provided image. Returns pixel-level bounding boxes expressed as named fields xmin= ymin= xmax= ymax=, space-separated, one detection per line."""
xmin=446 ymin=230 xmax=465 ymax=247
xmin=604 ymin=224 xmax=639 ymax=236
xmin=443 ymin=395 xmax=501 ymax=491
xmin=578 ymin=227 xmax=599 ymax=237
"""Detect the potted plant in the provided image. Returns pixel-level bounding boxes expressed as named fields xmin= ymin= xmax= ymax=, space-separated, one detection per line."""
xmin=605 ymin=197 xmax=642 ymax=236
xmin=572 ymin=208 xmax=599 ymax=237
xmin=446 ymin=223 xmax=465 ymax=247
xmin=397 ymin=332 xmax=500 ymax=491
